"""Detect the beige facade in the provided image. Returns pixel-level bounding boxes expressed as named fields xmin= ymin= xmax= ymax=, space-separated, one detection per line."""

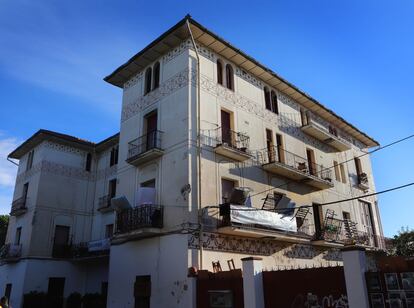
xmin=1 ymin=16 xmax=383 ymax=308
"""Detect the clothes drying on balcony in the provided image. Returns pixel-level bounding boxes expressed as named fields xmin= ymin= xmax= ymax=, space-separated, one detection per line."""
xmin=135 ymin=187 xmax=156 ymax=206
xmin=228 ymin=204 xmax=297 ymax=233
xmin=88 ymin=238 xmax=110 ymax=252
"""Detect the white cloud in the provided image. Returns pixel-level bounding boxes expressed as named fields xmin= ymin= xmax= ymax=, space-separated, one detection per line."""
xmin=0 ymin=135 xmax=19 ymax=188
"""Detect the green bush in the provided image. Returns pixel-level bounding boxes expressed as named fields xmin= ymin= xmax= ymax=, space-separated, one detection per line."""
xmin=23 ymin=291 xmax=48 ymax=308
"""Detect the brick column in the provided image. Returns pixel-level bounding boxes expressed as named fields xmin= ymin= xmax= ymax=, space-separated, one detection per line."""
xmin=341 ymin=246 xmax=369 ymax=308
xmin=241 ymin=257 xmax=265 ymax=308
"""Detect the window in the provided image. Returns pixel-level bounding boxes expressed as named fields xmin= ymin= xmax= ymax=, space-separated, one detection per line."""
xmin=340 ymin=164 xmax=347 ymax=183
xmin=333 ymin=161 xmax=341 ymax=181
xmin=312 ymin=203 xmax=323 ymax=239
xmin=153 ymin=62 xmax=160 ymax=90
xmin=53 ymin=225 xmax=70 ymax=247
xmin=144 ymin=67 xmax=152 ymax=95
xmin=354 ymin=157 xmax=362 ymax=176
xmin=141 ymin=179 xmax=155 ymax=188
xmin=105 ymin=224 xmax=114 ymax=238
xmin=266 ymin=129 xmax=275 ymax=163
xmin=26 ymin=150 xmax=34 ymax=171
xmin=110 ymin=146 xmax=119 ymax=167
xmin=4 ymin=283 xmax=12 ymax=301
xmin=15 ymin=227 xmax=22 ymax=245
xmin=217 ymin=60 xmax=223 ymax=85
xmin=22 ymin=182 xmax=29 ymax=204
xmin=221 ymin=109 xmax=233 ymax=146
xmin=48 ymin=277 xmax=65 ymax=306
xmin=306 ymin=149 xmax=316 ymax=176
xmin=342 ymin=211 xmax=351 ymax=220
xmin=225 ymin=64 xmax=234 ymax=91
xmin=221 ymin=178 xmax=236 ymax=203
xmin=275 ymin=134 xmax=285 ymax=163
xmin=300 ymin=109 xmax=309 ymax=126
xmin=329 ymin=125 xmax=338 ymax=137
xmin=264 ymin=87 xmax=271 ymax=110
xmin=134 ymin=275 xmax=151 ymax=308
xmin=108 ymin=179 xmax=117 ymax=199
xmin=271 ymin=90 xmax=279 ymax=114
xmin=85 ymin=153 xmax=92 ymax=172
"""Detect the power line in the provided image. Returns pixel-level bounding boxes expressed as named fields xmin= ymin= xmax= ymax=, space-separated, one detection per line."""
xmin=248 ymin=133 xmax=414 ymax=199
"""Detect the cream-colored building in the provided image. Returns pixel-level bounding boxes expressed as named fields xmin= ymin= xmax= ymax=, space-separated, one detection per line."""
xmin=1 ymin=16 xmax=383 ymax=308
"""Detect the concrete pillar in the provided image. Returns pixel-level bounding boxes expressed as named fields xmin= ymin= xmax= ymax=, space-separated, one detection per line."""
xmin=341 ymin=246 xmax=370 ymax=308
xmin=241 ymin=257 xmax=264 ymax=308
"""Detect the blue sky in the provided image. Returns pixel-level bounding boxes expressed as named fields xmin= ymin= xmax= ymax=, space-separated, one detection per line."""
xmin=0 ymin=0 xmax=413 ymax=236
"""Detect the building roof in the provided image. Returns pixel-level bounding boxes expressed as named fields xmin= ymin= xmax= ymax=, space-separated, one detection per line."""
xmin=104 ymin=15 xmax=379 ymax=148
xmin=8 ymin=129 xmax=119 ymax=159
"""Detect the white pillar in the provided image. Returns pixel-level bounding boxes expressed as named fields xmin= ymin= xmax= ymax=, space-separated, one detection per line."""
xmin=341 ymin=246 xmax=370 ymax=308
xmin=241 ymin=257 xmax=265 ymax=308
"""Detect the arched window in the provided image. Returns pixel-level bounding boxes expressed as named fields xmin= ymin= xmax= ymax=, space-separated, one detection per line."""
xmin=264 ymin=87 xmax=271 ymax=110
xmin=144 ymin=67 xmax=152 ymax=95
xmin=225 ymin=64 xmax=234 ymax=91
xmin=153 ymin=62 xmax=160 ymax=90
xmin=217 ymin=60 xmax=223 ymax=85
xmin=271 ymin=90 xmax=279 ymax=114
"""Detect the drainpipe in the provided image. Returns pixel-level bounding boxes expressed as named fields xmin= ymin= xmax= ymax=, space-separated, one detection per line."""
xmin=186 ymin=19 xmax=203 ymax=270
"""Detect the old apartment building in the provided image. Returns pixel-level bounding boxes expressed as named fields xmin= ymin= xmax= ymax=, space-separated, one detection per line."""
xmin=0 ymin=16 xmax=384 ymax=307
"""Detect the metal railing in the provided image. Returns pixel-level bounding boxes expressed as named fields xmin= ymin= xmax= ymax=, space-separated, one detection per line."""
xmin=127 ymin=130 xmax=163 ymax=160
xmin=215 ymin=127 xmax=250 ymax=152
xmin=357 ymin=172 xmax=369 ymax=186
xmin=71 ymin=239 xmax=110 ymax=258
xmin=257 ymin=146 xmax=332 ymax=182
xmin=52 ymin=243 xmax=72 ymax=258
xmin=0 ymin=243 xmax=22 ymax=259
xmin=98 ymin=194 xmax=113 ymax=211
xmin=116 ymin=205 xmax=163 ymax=234
xmin=10 ymin=197 xmax=27 ymax=215
xmin=301 ymin=111 xmax=352 ymax=145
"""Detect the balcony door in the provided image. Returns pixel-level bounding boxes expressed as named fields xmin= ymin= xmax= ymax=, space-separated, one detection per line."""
xmin=266 ymin=129 xmax=275 ymax=163
xmin=276 ymin=134 xmax=285 ymax=163
xmin=360 ymin=201 xmax=377 ymax=247
xmin=313 ymin=203 xmax=323 ymax=239
xmin=145 ymin=111 xmax=158 ymax=150
xmin=306 ymin=149 xmax=316 ymax=176
xmin=48 ymin=277 xmax=65 ymax=308
xmin=221 ymin=110 xmax=232 ymax=147
xmin=53 ymin=225 xmax=70 ymax=257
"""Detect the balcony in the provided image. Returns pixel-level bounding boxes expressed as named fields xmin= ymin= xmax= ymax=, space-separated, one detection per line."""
xmin=126 ymin=130 xmax=164 ymax=166
xmin=356 ymin=172 xmax=369 ymax=190
xmin=0 ymin=244 xmax=22 ymax=262
xmin=97 ymin=194 xmax=114 ymax=213
xmin=10 ymin=197 xmax=27 ymax=216
xmin=213 ymin=128 xmax=251 ymax=162
xmin=114 ymin=205 xmax=163 ymax=242
xmin=216 ymin=204 xmax=313 ymax=244
xmin=52 ymin=243 xmax=72 ymax=259
xmin=258 ymin=146 xmax=334 ymax=190
xmin=301 ymin=112 xmax=351 ymax=152
xmin=72 ymin=238 xmax=110 ymax=260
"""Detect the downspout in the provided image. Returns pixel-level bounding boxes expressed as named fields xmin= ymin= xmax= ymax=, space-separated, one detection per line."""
xmin=186 ymin=19 xmax=203 ymax=270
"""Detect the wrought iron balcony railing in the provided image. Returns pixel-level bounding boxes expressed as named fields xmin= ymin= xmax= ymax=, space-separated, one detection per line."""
xmin=10 ymin=197 xmax=27 ymax=216
xmin=257 ymin=146 xmax=333 ymax=182
xmin=0 ymin=243 xmax=22 ymax=260
xmin=116 ymin=205 xmax=163 ymax=234
xmin=72 ymin=238 xmax=110 ymax=259
xmin=357 ymin=172 xmax=369 ymax=189
xmin=215 ymin=127 xmax=250 ymax=152
xmin=52 ymin=243 xmax=72 ymax=259
xmin=127 ymin=130 xmax=163 ymax=161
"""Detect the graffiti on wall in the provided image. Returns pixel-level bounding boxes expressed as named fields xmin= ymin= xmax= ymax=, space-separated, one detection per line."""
xmin=291 ymin=293 xmax=348 ymax=308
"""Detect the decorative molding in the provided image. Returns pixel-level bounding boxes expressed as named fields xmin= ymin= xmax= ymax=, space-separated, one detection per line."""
xmin=235 ymin=67 xmax=262 ymax=88
xmin=121 ymin=68 xmax=196 ymax=122
xmin=188 ymin=232 xmax=342 ymax=264
xmin=123 ymin=72 xmax=143 ymax=89
xmin=16 ymin=160 xmax=95 ymax=184
xmin=43 ymin=141 xmax=87 ymax=156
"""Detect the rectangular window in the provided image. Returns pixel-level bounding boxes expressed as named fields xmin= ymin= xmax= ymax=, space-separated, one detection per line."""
xmin=105 ymin=224 xmax=114 ymax=238
xmin=108 ymin=179 xmax=117 ymax=199
xmin=312 ymin=203 xmax=323 ymax=239
xmin=340 ymin=164 xmax=347 ymax=183
xmin=275 ymin=134 xmax=285 ymax=163
xmin=300 ymin=109 xmax=309 ymax=126
xmin=134 ymin=275 xmax=151 ymax=308
xmin=306 ymin=149 xmax=316 ymax=176
xmin=266 ymin=129 xmax=274 ymax=163
xmin=110 ymin=146 xmax=119 ymax=167
xmin=342 ymin=211 xmax=351 ymax=220
xmin=333 ymin=161 xmax=341 ymax=181
xmin=26 ymin=150 xmax=34 ymax=171
xmin=354 ymin=157 xmax=362 ymax=175
xmin=85 ymin=153 xmax=92 ymax=172
xmin=22 ymin=182 xmax=29 ymax=204
xmin=4 ymin=283 xmax=12 ymax=300
xmin=140 ymin=179 xmax=155 ymax=188
xmin=15 ymin=227 xmax=22 ymax=245
xmin=221 ymin=178 xmax=236 ymax=203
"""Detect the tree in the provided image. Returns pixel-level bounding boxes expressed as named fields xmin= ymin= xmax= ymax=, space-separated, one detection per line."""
xmin=0 ymin=215 xmax=9 ymax=247
xmin=391 ymin=227 xmax=414 ymax=257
